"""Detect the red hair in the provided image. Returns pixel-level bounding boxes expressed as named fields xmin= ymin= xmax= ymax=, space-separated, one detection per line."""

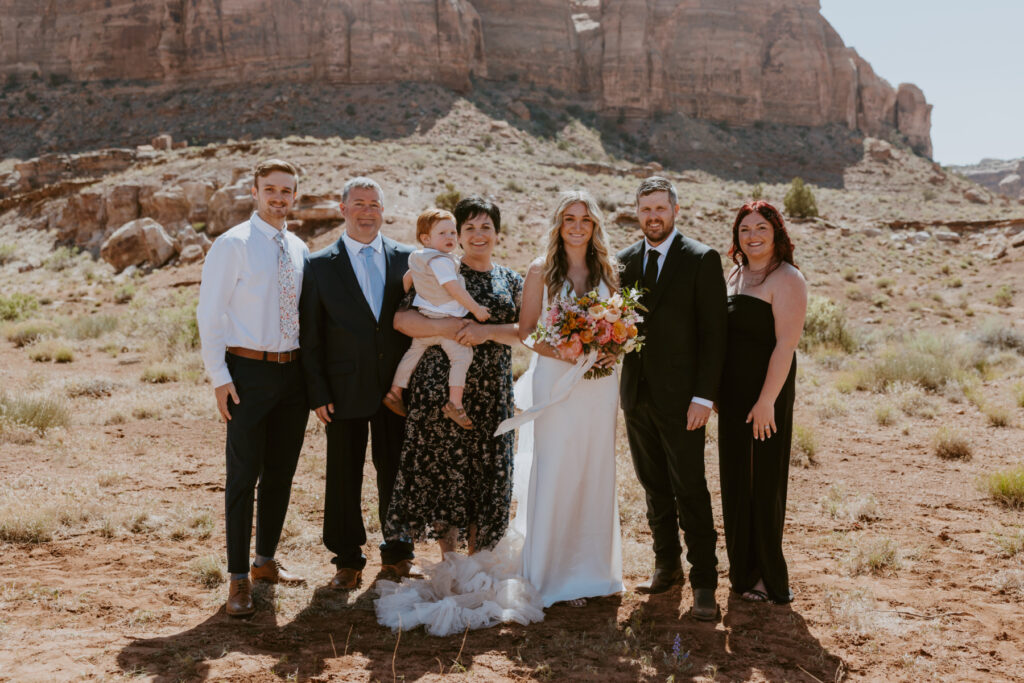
xmin=728 ymin=201 xmax=797 ymax=280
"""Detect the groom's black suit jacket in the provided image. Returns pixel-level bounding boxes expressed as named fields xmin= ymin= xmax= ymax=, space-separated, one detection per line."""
xmin=617 ymin=231 xmax=728 ymax=414
xmin=299 ymin=235 xmax=413 ymax=419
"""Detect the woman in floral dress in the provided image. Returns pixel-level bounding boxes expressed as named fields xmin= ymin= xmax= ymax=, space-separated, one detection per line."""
xmin=386 ymin=195 xmax=523 ymax=554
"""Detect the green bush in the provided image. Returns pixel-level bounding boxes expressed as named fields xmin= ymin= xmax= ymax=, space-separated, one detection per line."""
xmin=982 ymin=466 xmax=1024 ymax=509
xmin=0 ymin=242 xmax=16 ymax=265
xmin=783 ymin=177 xmax=818 ymax=218
xmin=435 ymin=183 xmax=461 ymax=212
xmin=44 ymin=246 xmax=78 ymax=272
xmin=62 ymin=313 xmax=119 ymax=340
xmin=801 ymin=295 xmax=856 ymax=352
xmin=0 ymin=293 xmax=39 ymax=321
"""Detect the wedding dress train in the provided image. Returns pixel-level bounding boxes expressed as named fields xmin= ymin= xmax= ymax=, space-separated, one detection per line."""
xmin=374 ymin=281 xmax=623 ymax=634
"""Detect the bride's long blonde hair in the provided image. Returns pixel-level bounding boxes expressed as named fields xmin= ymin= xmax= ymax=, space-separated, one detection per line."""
xmin=542 ymin=190 xmax=619 ymax=299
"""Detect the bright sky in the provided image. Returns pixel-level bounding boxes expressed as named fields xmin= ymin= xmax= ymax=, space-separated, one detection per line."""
xmin=819 ymin=1 xmax=1024 ymax=165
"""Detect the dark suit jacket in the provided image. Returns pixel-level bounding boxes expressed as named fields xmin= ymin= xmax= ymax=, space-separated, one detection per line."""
xmin=299 ymin=235 xmax=414 ymax=419
xmin=618 ymin=231 xmax=727 ymax=414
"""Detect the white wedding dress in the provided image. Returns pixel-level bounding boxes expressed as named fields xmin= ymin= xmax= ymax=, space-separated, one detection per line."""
xmin=375 ymin=280 xmax=623 ymax=634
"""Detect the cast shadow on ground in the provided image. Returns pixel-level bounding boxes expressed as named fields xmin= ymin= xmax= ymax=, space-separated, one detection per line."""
xmin=116 ymin=571 xmax=626 ymax=681
xmin=618 ymin=586 xmax=845 ymax=681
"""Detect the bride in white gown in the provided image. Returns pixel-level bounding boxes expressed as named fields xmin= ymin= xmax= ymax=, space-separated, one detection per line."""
xmin=375 ymin=190 xmax=623 ymax=634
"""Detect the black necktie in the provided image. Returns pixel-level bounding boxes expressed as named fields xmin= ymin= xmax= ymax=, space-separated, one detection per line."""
xmin=643 ymin=250 xmax=659 ymax=293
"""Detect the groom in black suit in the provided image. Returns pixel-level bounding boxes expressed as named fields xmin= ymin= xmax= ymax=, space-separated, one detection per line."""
xmin=299 ymin=177 xmax=416 ymax=590
xmin=618 ymin=176 xmax=727 ymax=621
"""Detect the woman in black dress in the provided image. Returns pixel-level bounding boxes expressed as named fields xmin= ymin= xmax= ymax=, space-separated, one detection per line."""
xmin=718 ymin=201 xmax=807 ymax=604
xmin=388 ymin=196 xmax=523 ymax=555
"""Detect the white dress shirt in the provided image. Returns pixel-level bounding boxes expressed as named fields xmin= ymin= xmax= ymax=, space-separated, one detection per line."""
xmin=341 ymin=231 xmax=386 ymax=316
xmin=197 ymin=212 xmax=309 ymax=387
xmin=644 ymin=229 xmax=713 ymax=410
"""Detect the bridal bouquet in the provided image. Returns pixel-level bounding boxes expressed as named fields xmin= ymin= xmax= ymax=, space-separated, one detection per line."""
xmin=529 ymin=287 xmax=645 ymax=379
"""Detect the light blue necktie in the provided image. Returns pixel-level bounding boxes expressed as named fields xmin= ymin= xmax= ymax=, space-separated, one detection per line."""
xmin=360 ymin=245 xmax=384 ymax=319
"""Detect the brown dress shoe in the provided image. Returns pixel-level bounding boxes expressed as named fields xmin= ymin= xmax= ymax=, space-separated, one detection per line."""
xmin=380 ymin=558 xmax=423 ymax=580
xmin=250 ymin=559 xmax=306 ymax=586
xmin=636 ymin=565 xmax=685 ymax=594
xmin=226 ymin=578 xmax=255 ymax=617
xmin=329 ymin=567 xmax=362 ymax=590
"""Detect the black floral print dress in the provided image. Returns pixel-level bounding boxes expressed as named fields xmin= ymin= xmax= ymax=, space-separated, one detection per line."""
xmin=385 ymin=263 xmax=523 ymax=549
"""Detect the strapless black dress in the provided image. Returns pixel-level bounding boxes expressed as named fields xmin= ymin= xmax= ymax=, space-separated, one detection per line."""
xmin=718 ymin=294 xmax=796 ymax=603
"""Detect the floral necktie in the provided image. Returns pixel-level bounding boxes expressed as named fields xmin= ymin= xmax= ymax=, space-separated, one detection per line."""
xmin=275 ymin=230 xmax=299 ymax=339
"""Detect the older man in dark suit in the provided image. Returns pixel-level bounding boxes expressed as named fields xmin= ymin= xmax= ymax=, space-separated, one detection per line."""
xmin=618 ymin=176 xmax=728 ymax=621
xmin=300 ymin=177 xmax=416 ymax=590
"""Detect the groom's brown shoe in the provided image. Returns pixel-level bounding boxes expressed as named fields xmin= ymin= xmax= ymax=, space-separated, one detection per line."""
xmin=250 ymin=559 xmax=306 ymax=586
xmin=636 ymin=565 xmax=685 ymax=594
xmin=380 ymin=559 xmax=423 ymax=580
xmin=329 ymin=568 xmax=362 ymax=591
xmin=226 ymin=578 xmax=255 ymax=617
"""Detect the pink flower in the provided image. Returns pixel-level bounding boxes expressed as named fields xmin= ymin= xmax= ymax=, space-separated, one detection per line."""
xmin=596 ymin=320 xmax=613 ymax=345
xmin=557 ymin=335 xmax=584 ymax=361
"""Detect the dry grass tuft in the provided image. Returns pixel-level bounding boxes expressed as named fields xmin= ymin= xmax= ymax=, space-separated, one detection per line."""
xmin=792 ymin=424 xmax=817 ymax=467
xmin=874 ymin=403 xmax=897 ymax=426
xmin=0 ymin=392 xmax=71 ymax=435
xmin=981 ymin=465 xmax=1024 ymax=509
xmin=890 ymin=383 xmax=937 ymax=419
xmin=65 ymin=377 xmax=118 ymax=398
xmin=141 ymin=363 xmax=179 ymax=384
xmin=981 ymin=403 xmax=1012 ymax=428
xmin=4 ymin=320 xmax=57 ymax=347
xmin=933 ymin=427 xmax=972 ymax=461
xmin=820 ymin=484 xmax=880 ymax=522
xmin=992 ymin=528 xmax=1024 ymax=557
xmin=993 ymin=569 xmax=1024 ymax=598
xmin=61 ymin=313 xmax=119 ymax=340
xmin=845 ymin=536 xmax=901 ymax=576
xmin=0 ymin=502 xmax=57 ymax=543
xmin=28 ymin=339 xmax=74 ymax=363
xmin=856 ymin=332 xmax=983 ymax=392
xmin=190 ymin=556 xmax=225 ymax=588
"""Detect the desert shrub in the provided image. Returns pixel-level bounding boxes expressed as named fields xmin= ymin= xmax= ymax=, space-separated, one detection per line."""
xmin=933 ymin=427 xmax=971 ymax=461
xmin=783 ymin=177 xmax=818 ymax=218
xmin=820 ymin=484 xmax=880 ymax=522
xmin=0 ymin=393 xmax=71 ymax=434
xmin=856 ymin=331 xmax=981 ymax=392
xmin=0 ymin=292 xmax=38 ymax=321
xmin=65 ymin=377 xmax=118 ymax=398
xmin=841 ymin=267 xmax=857 ymax=282
xmin=982 ymin=465 xmax=1024 ymax=509
xmin=874 ymin=403 xmax=897 ymax=426
xmin=1014 ymin=383 xmax=1024 ymax=408
xmin=891 ymin=383 xmax=937 ymax=419
xmin=845 ymin=537 xmax=901 ymax=576
xmin=875 ymin=277 xmax=894 ymax=290
xmin=0 ymin=242 xmax=16 ymax=264
xmin=44 ymin=246 xmax=78 ymax=272
xmin=126 ymin=292 xmax=200 ymax=356
xmin=435 ymin=183 xmax=461 ymax=212
xmin=141 ymin=362 xmax=179 ymax=384
xmin=976 ymin=320 xmax=1024 ymax=353
xmin=750 ymin=183 xmax=764 ymax=200
xmin=982 ymin=404 xmax=1012 ymax=428
xmin=994 ymin=569 xmax=1024 ymax=598
xmin=62 ymin=313 xmax=119 ymax=340
xmin=801 ymin=295 xmax=855 ymax=352
xmin=990 ymin=285 xmax=1014 ymax=308
xmin=113 ymin=282 xmax=136 ymax=304
xmin=792 ymin=424 xmax=817 ymax=467
xmin=28 ymin=339 xmax=74 ymax=363
xmin=992 ymin=528 xmax=1024 ymax=557
xmin=4 ymin=320 xmax=57 ymax=347
xmin=817 ymin=394 xmax=847 ymax=420
xmin=0 ymin=502 xmax=56 ymax=543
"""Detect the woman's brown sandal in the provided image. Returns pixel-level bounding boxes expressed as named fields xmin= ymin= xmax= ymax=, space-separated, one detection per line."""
xmin=442 ymin=401 xmax=474 ymax=429
xmin=382 ymin=390 xmax=407 ymax=417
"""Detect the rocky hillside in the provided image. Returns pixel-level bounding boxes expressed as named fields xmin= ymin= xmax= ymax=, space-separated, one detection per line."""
xmin=953 ymin=158 xmax=1024 ymax=200
xmin=0 ymin=0 xmax=931 ymax=156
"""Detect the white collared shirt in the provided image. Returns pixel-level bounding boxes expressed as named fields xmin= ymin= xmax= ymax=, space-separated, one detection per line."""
xmin=642 ymin=229 xmax=712 ymax=409
xmin=196 ymin=212 xmax=309 ymax=387
xmin=341 ymin=230 xmax=386 ymax=315
xmin=643 ymin=229 xmax=678 ymax=282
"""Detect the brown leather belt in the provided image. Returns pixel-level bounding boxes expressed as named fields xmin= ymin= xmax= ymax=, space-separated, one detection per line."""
xmin=227 ymin=346 xmax=300 ymax=363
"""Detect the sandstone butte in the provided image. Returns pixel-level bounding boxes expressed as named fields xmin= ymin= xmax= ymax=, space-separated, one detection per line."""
xmin=0 ymin=0 xmax=932 ymax=157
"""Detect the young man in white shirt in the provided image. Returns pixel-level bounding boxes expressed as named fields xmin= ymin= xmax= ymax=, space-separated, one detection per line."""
xmin=196 ymin=159 xmax=310 ymax=617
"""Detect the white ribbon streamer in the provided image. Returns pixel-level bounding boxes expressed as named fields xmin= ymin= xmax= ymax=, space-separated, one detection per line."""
xmin=493 ymin=350 xmax=598 ymax=436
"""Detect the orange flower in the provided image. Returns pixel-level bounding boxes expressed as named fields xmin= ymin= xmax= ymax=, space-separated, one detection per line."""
xmin=579 ymin=328 xmax=595 ymax=344
xmin=627 ymin=324 xmax=639 ymax=338
xmin=611 ymin=320 xmax=628 ymax=344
